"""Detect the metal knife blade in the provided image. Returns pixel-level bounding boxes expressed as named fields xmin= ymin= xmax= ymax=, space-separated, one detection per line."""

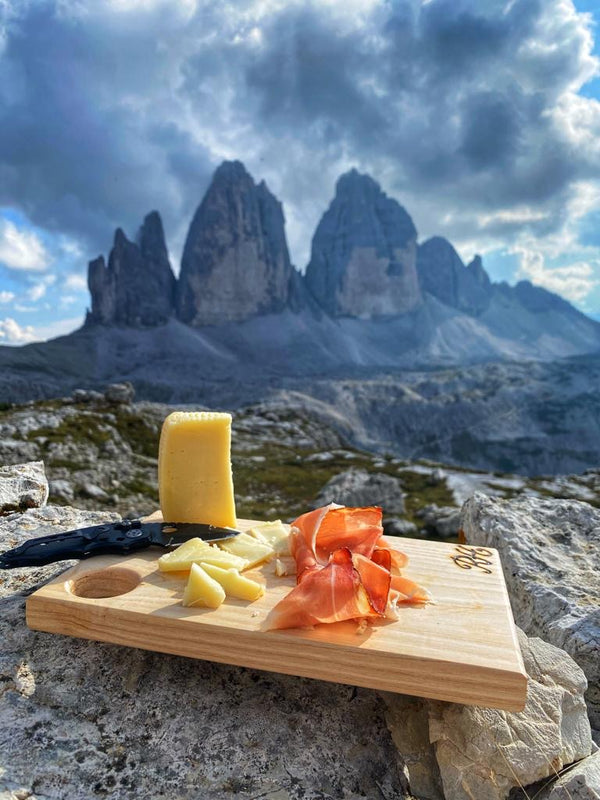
xmin=0 ymin=518 xmax=240 ymax=569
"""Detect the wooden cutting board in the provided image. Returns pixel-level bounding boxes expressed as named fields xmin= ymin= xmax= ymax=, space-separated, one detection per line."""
xmin=26 ymin=515 xmax=527 ymax=711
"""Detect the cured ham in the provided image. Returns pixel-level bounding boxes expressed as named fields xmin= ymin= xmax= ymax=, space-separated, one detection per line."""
xmin=266 ymin=504 xmax=430 ymax=631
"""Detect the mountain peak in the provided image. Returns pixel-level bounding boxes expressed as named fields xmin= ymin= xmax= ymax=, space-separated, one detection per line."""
xmin=86 ymin=212 xmax=175 ymax=327
xmin=176 ymin=161 xmax=294 ymax=325
xmin=417 ymin=238 xmax=492 ymax=315
xmin=305 ymin=170 xmax=420 ymax=317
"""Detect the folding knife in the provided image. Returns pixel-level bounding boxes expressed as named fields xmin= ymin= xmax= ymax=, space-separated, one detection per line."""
xmin=0 ymin=518 xmax=239 ymax=569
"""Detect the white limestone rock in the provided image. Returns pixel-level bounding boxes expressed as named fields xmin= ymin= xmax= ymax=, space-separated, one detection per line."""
xmin=535 ymin=750 xmax=600 ymax=799
xmin=0 ymin=461 xmax=49 ymax=514
xmin=385 ymin=630 xmax=593 ymax=800
xmin=461 ymin=492 xmax=600 ymax=730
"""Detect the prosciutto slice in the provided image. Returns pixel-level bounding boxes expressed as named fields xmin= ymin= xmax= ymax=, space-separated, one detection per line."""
xmin=266 ymin=504 xmax=429 ymax=631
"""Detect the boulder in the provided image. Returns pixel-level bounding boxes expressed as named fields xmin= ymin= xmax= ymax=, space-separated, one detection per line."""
xmin=0 ymin=504 xmax=413 ymax=800
xmin=313 ymin=468 xmax=405 ymax=514
xmin=0 ymin=461 xmax=49 ymax=514
xmin=384 ymin=518 xmax=418 ymax=537
xmin=79 ymin=482 xmax=109 ymax=501
xmin=385 ymin=630 xmax=593 ymax=800
xmin=461 ymin=493 xmax=600 ymax=731
xmin=48 ymin=479 xmax=74 ymax=504
xmin=105 ymin=381 xmax=135 ymax=405
xmin=416 ymin=503 xmax=461 ymax=539
xmin=535 ymin=750 xmax=600 ymax=799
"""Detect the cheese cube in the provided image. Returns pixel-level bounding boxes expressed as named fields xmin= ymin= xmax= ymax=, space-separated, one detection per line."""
xmin=158 ymin=411 xmax=237 ymax=528
xmin=200 ymin=563 xmax=265 ymax=602
xmin=182 ymin=563 xmax=226 ymax=608
xmin=218 ymin=532 xmax=275 ymax=569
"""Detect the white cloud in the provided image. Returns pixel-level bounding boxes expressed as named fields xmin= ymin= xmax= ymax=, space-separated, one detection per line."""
xmin=63 ymin=273 xmax=87 ymax=291
xmin=0 ymin=290 xmax=15 ymax=304
xmin=0 ymin=314 xmax=84 ymax=346
xmin=0 ymin=219 xmax=50 ymax=272
xmin=516 ymin=248 xmax=599 ymax=302
xmin=59 ymin=294 xmax=77 ymax=307
xmin=31 ymin=315 xmax=84 ymax=341
xmin=24 ymin=273 xmax=57 ymax=302
xmin=0 ymin=317 xmax=36 ymax=344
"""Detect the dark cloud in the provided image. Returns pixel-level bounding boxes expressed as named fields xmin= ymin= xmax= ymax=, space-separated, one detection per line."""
xmin=0 ymin=0 xmax=598 ymax=274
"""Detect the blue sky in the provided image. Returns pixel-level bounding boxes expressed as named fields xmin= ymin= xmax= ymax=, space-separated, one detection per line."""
xmin=1 ymin=0 xmax=600 ymax=343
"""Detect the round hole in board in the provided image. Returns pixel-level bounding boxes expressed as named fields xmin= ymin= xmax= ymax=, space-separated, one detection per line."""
xmin=68 ymin=567 xmax=142 ymax=599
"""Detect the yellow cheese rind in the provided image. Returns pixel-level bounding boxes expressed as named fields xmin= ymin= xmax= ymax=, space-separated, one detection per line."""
xmin=218 ymin=532 xmax=275 ymax=569
xmin=200 ymin=563 xmax=265 ymax=602
xmin=158 ymin=411 xmax=237 ymax=528
xmin=158 ymin=539 xmax=248 ymax=573
xmin=248 ymin=520 xmax=290 ymax=556
xmin=182 ymin=563 xmax=226 ymax=608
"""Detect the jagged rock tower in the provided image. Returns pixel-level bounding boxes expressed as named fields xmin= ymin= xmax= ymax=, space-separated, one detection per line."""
xmin=87 ymin=211 xmax=176 ymax=326
xmin=305 ymin=169 xmax=422 ymax=317
xmin=416 ymin=237 xmax=492 ymax=315
xmin=176 ymin=161 xmax=295 ymax=325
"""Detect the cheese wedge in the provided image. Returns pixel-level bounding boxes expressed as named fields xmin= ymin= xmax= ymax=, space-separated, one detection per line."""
xmin=182 ymin=563 xmax=226 ymax=609
xmin=218 ymin=532 xmax=275 ymax=568
xmin=248 ymin=520 xmax=290 ymax=555
xmin=158 ymin=538 xmax=248 ymax=573
xmin=158 ymin=411 xmax=237 ymax=528
xmin=200 ymin=563 xmax=265 ymax=602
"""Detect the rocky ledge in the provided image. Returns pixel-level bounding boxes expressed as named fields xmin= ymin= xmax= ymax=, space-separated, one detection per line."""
xmin=1 ymin=464 xmax=598 ymax=799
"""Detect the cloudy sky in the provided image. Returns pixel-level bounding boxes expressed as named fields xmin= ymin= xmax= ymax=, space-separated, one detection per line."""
xmin=1 ymin=0 xmax=600 ymax=344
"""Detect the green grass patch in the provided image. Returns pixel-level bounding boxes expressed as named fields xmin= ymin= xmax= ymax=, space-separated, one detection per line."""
xmin=27 ymin=414 xmax=111 ymax=448
xmin=112 ymin=411 xmax=159 ymax=458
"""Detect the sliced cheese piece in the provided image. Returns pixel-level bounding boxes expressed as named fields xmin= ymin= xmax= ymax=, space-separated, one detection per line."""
xmin=182 ymin=563 xmax=226 ymax=609
xmin=248 ymin=520 xmax=291 ymax=556
xmin=158 ymin=538 xmax=248 ymax=573
xmin=158 ymin=537 xmax=212 ymax=572
xmin=158 ymin=411 xmax=236 ymax=528
xmin=218 ymin=532 xmax=275 ymax=569
xmin=200 ymin=563 xmax=265 ymax=602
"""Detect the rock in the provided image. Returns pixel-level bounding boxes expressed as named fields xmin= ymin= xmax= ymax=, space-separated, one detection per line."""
xmin=79 ymin=482 xmax=109 ymax=501
xmin=87 ymin=211 xmax=176 ymax=327
xmin=430 ymin=630 xmax=593 ymax=800
xmin=385 ymin=695 xmax=444 ymax=800
xmin=177 ymin=160 xmax=295 ymax=325
xmin=383 ymin=518 xmax=418 ymax=537
xmin=313 ymin=468 xmax=406 ymax=514
xmin=534 ymin=750 xmax=600 ymax=799
xmin=71 ymin=388 xmax=103 ymax=403
xmin=0 ymin=461 xmax=49 ymax=514
xmin=0 ymin=504 xmax=413 ymax=800
xmin=417 ymin=237 xmax=492 ymax=315
xmin=305 ymin=168 xmax=422 ymax=317
xmin=48 ymin=479 xmax=74 ymax=504
xmin=461 ymin=493 xmax=600 ymax=730
xmin=417 ymin=504 xmax=461 ymax=539
xmin=104 ymin=381 xmax=135 ymax=405
xmin=428 ymin=468 xmax=446 ymax=485
xmin=384 ymin=630 xmax=593 ymax=800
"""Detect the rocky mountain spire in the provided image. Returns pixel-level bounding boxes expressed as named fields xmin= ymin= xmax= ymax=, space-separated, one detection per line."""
xmin=176 ymin=161 xmax=295 ymax=325
xmin=417 ymin=237 xmax=492 ymax=316
xmin=304 ymin=169 xmax=422 ymax=317
xmin=87 ymin=211 xmax=176 ymax=327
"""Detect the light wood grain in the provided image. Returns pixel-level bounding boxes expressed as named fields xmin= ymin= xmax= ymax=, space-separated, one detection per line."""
xmin=26 ymin=516 xmax=527 ymax=710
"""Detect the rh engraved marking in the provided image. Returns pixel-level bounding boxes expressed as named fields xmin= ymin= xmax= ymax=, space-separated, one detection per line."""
xmin=451 ymin=545 xmax=494 ymax=574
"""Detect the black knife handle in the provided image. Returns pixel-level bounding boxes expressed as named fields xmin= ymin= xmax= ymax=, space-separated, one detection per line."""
xmin=0 ymin=520 xmax=153 ymax=569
